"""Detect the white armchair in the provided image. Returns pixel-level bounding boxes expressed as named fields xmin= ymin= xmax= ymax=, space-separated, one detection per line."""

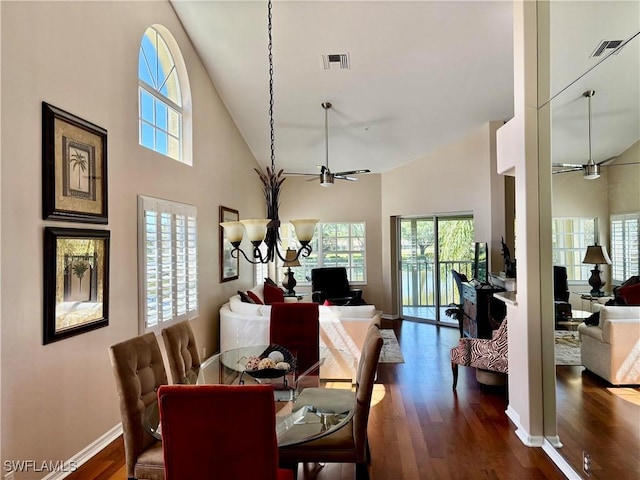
xmin=578 ymin=306 xmax=640 ymax=385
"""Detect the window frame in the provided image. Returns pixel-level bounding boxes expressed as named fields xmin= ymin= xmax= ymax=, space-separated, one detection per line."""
xmin=138 ymin=195 xmax=198 ymax=334
xmin=256 ymin=221 xmax=367 ymax=287
xmin=610 ymin=212 xmax=640 ymax=285
xmin=551 ymin=217 xmax=597 ymax=284
xmin=138 ymin=25 xmax=192 ymax=165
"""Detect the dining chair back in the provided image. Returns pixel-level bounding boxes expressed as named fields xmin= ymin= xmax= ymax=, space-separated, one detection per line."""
xmin=278 ymin=322 xmax=383 ymax=479
xmin=270 ymin=302 xmax=320 ymax=376
xmin=158 ymin=384 xmax=293 ymax=480
xmin=109 ymin=332 xmax=166 ymax=480
xmin=161 ymin=320 xmax=201 ymax=384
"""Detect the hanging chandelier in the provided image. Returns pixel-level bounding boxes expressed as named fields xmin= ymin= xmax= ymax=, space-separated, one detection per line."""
xmin=219 ymin=0 xmax=318 ymax=265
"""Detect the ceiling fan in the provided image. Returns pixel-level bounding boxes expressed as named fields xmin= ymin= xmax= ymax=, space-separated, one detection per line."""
xmin=552 ymin=90 xmax=639 ymax=179
xmin=286 ymin=102 xmax=371 ymax=187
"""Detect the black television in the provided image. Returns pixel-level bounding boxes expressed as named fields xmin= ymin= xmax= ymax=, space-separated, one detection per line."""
xmin=473 ymin=242 xmax=489 ymax=285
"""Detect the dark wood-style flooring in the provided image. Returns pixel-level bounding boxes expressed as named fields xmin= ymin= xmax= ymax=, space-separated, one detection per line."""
xmin=69 ymin=319 xmax=638 ymax=479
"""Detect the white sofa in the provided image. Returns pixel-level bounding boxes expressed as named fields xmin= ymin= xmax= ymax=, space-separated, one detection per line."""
xmin=577 ymin=305 xmax=640 ymax=385
xmin=220 ymin=292 xmax=380 ymax=363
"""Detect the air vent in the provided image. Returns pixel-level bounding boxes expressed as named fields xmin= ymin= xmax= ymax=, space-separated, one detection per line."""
xmin=321 ymin=53 xmax=350 ymax=70
xmin=591 ymin=39 xmax=624 ymax=57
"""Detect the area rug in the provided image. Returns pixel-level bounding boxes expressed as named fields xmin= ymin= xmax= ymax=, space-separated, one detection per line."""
xmin=555 ymin=330 xmax=581 ymax=366
xmin=379 ymin=329 xmax=405 ymax=364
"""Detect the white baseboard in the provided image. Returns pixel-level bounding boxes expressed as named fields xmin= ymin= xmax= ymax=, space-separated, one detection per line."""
xmin=505 ymin=406 xmax=544 ymax=446
xmin=542 ymin=439 xmax=583 ymax=479
xmin=41 ymin=424 xmax=122 ymax=480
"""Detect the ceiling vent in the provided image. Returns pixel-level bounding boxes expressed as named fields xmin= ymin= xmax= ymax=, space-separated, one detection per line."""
xmin=590 ymin=39 xmax=624 ymax=57
xmin=321 ymin=53 xmax=350 ymax=70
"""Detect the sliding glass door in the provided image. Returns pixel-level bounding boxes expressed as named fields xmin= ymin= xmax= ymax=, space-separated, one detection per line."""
xmin=399 ymin=215 xmax=474 ymax=324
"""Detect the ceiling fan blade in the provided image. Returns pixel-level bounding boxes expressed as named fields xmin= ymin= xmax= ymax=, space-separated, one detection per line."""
xmin=284 ymin=172 xmax=317 ymax=176
xmin=605 ymin=161 xmax=640 ymax=167
xmin=333 ymin=169 xmax=371 ymax=176
xmin=552 ymin=167 xmax=583 ymax=174
xmin=552 ymin=163 xmax=583 ymax=168
xmin=597 ymin=156 xmax=619 ymax=166
xmin=335 ymin=175 xmax=358 ymax=181
xmin=305 ymin=176 xmax=320 ymax=182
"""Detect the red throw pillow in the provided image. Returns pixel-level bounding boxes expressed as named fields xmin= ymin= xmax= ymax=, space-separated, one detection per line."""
xmin=618 ymin=282 xmax=640 ymax=305
xmin=246 ymin=290 xmax=264 ymax=305
xmin=263 ymin=282 xmax=284 ymax=305
xmin=323 ymin=299 xmax=334 ymax=306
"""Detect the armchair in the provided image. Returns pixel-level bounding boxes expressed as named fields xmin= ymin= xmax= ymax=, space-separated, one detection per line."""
xmin=450 ymin=319 xmax=508 ymax=389
xmin=311 ymin=267 xmax=364 ymax=305
xmin=553 ymin=266 xmax=572 ymax=327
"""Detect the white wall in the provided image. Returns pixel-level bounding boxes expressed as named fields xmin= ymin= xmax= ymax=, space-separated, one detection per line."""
xmin=380 ymin=122 xmax=504 ymax=315
xmin=1 ymin=1 xmax=262 ymax=475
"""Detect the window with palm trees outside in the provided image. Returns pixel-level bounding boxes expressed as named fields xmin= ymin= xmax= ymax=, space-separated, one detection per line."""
xmin=400 ymin=216 xmax=474 ymax=323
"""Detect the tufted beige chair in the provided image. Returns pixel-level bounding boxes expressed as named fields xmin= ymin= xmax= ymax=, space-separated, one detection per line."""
xmin=278 ymin=322 xmax=383 ymax=480
xmin=109 ymin=333 xmax=166 ymax=480
xmin=161 ymin=320 xmax=201 ymax=384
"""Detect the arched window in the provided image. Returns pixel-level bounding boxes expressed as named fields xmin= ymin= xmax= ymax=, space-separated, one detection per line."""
xmin=138 ymin=26 xmax=192 ymax=164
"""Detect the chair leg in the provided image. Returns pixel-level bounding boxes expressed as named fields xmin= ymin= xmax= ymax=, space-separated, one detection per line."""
xmin=356 ymin=462 xmax=370 ymax=480
xmin=281 ymin=462 xmax=298 ymax=479
xmin=452 ymin=362 xmax=459 ymax=390
xmin=365 ymin=437 xmax=372 ymax=464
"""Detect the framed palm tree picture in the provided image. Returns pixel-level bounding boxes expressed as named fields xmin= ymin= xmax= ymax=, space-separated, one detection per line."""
xmin=42 ymin=102 xmax=108 ymax=223
xmin=43 ymin=227 xmax=110 ymax=344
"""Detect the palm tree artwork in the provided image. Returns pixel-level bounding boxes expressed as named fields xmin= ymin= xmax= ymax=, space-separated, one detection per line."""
xmin=71 ymin=260 xmax=89 ymax=299
xmin=69 ymin=148 xmax=88 ymax=190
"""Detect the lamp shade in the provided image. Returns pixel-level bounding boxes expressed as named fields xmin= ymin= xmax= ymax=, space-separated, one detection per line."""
xmin=219 ymin=221 xmax=244 ymax=243
xmin=582 ymin=244 xmax=612 ymax=265
xmin=290 ymin=219 xmax=319 ymax=243
xmin=283 ymin=248 xmax=301 ymax=267
xmin=240 ymin=219 xmax=270 ymax=242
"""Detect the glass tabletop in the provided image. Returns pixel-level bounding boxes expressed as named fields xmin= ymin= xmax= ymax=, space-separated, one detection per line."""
xmin=143 ymin=345 xmax=357 ymax=447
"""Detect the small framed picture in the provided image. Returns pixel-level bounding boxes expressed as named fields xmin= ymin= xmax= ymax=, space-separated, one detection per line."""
xmin=43 ymin=227 xmax=110 ymax=344
xmin=220 ymin=206 xmax=239 ymax=282
xmin=42 ymin=102 xmax=108 ymax=223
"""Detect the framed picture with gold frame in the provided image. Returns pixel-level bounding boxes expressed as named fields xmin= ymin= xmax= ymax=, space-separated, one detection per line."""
xmin=219 ymin=206 xmax=239 ymax=282
xmin=43 ymin=227 xmax=110 ymax=344
xmin=42 ymin=102 xmax=108 ymax=224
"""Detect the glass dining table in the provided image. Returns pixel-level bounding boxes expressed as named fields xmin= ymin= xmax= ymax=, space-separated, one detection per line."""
xmin=143 ymin=345 xmax=357 ymax=447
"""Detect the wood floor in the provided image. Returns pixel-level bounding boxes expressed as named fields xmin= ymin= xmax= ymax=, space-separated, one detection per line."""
xmin=70 ymin=319 xmax=640 ymax=480
xmin=556 ymin=365 xmax=640 ymax=479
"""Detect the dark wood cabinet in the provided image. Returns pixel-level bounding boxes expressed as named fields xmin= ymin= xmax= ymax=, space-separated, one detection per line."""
xmin=461 ymin=283 xmax=506 ymax=339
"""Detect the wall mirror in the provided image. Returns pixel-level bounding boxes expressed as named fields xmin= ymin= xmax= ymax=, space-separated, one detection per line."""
xmin=539 ymin=1 xmax=639 ymax=477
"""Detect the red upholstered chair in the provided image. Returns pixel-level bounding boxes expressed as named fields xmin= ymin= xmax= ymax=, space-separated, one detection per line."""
xmin=158 ymin=384 xmax=294 ymax=480
xmin=450 ymin=319 xmax=508 ymax=390
xmin=278 ymin=323 xmax=383 ymax=480
xmin=270 ymin=302 xmax=320 ymax=377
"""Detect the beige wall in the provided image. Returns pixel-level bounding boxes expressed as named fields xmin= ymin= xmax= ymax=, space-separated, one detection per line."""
xmin=380 ymin=122 xmax=504 ymax=315
xmin=608 ymin=140 xmax=640 ymax=214
xmin=1 ymin=1 xmax=262 ymax=474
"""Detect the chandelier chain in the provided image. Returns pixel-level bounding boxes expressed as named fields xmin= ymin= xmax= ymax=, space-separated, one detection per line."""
xmin=268 ymin=0 xmax=275 ymax=171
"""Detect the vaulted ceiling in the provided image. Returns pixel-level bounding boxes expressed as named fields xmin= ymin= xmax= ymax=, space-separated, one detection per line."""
xmin=170 ymin=1 xmax=639 ymax=176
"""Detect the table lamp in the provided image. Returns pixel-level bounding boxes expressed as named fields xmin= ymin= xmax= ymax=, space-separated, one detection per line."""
xmin=282 ymin=248 xmax=301 ymax=295
xmin=582 ymin=244 xmax=612 ymax=296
